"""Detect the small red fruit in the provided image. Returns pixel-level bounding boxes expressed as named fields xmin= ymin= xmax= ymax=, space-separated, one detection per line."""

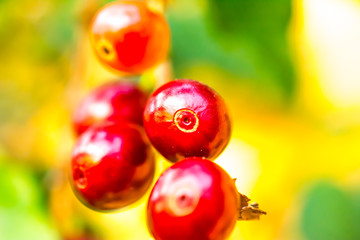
xmin=147 ymin=157 xmax=239 ymax=240
xmin=73 ymin=81 xmax=148 ymax=136
xmin=89 ymin=0 xmax=170 ymax=74
xmin=143 ymin=79 xmax=231 ymax=162
xmin=71 ymin=121 xmax=154 ymax=212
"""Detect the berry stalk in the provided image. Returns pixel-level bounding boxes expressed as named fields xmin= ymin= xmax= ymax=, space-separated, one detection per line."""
xmin=237 ymin=192 xmax=267 ymax=221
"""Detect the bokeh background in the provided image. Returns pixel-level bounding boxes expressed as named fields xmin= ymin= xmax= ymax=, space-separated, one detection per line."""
xmin=1 ymin=0 xmax=360 ymax=239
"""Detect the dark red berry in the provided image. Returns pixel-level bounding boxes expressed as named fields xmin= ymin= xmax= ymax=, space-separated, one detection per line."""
xmin=71 ymin=121 xmax=154 ymax=212
xmin=143 ymin=79 xmax=231 ymax=162
xmin=89 ymin=0 xmax=170 ymax=74
xmin=73 ymin=81 xmax=148 ymax=136
xmin=147 ymin=157 xmax=239 ymax=240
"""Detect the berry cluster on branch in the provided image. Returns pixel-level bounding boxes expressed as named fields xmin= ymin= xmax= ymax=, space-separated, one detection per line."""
xmin=69 ymin=1 xmax=266 ymax=239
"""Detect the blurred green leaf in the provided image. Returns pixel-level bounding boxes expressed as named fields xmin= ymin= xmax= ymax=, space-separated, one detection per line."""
xmin=0 ymin=160 xmax=42 ymax=211
xmin=207 ymin=0 xmax=291 ymax=37
xmin=206 ymin=0 xmax=295 ymax=101
xmin=0 ymin=150 xmax=60 ymax=239
xmin=168 ymin=0 xmax=295 ymax=104
xmin=0 ymin=208 xmax=60 ymax=240
xmin=349 ymin=187 xmax=360 ymax=227
xmin=34 ymin=0 xmax=77 ymax=62
xmin=169 ymin=16 xmax=255 ymax=78
xmin=301 ymin=181 xmax=360 ymax=240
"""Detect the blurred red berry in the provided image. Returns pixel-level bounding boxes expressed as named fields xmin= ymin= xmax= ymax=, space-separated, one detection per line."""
xmin=71 ymin=121 xmax=155 ymax=212
xmin=147 ymin=157 xmax=239 ymax=240
xmin=143 ymin=79 xmax=231 ymax=162
xmin=73 ymin=81 xmax=148 ymax=136
xmin=89 ymin=0 xmax=170 ymax=74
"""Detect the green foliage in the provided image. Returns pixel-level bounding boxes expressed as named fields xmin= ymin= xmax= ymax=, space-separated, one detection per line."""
xmin=0 ymin=209 xmax=60 ymax=240
xmin=206 ymin=0 xmax=295 ymax=99
xmin=32 ymin=0 xmax=78 ymax=62
xmin=349 ymin=187 xmax=360 ymax=229
xmin=0 ymin=151 xmax=59 ymax=240
xmin=301 ymin=181 xmax=360 ymax=240
xmin=0 ymin=0 xmax=77 ymax=126
xmin=169 ymin=16 xmax=255 ymax=79
xmin=168 ymin=0 xmax=295 ymax=104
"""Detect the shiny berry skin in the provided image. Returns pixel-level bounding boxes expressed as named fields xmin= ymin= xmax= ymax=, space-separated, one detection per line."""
xmin=143 ymin=79 xmax=231 ymax=162
xmin=71 ymin=121 xmax=155 ymax=212
xmin=147 ymin=157 xmax=239 ymax=240
xmin=89 ymin=0 xmax=170 ymax=74
xmin=73 ymin=81 xmax=148 ymax=136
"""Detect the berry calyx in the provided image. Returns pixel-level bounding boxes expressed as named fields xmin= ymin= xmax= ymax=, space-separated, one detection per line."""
xmin=147 ymin=157 xmax=239 ymax=240
xmin=173 ymin=109 xmax=199 ymax=133
xmin=71 ymin=121 xmax=155 ymax=212
xmin=89 ymin=0 xmax=170 ymax=74
xmin=73 ymin=81 xmax=148 ymax=136
xmin=237 ymin=192 xmax=267 ymax=221
xmin=143 ymin=79 xmax=231 ymax=162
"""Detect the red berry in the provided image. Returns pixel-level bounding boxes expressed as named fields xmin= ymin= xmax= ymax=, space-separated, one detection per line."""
xmin=71 ymin=121 xmax=155 ymax=212
xmin=73 ymin=81 xmax=148 ymax=136
xmin=143 ymin=79 xmax=231 ymax=162
xmin=89 ymin=0 xmax=170 ymax=74
xmin=147 ymin=157 xmax=239 ymax=240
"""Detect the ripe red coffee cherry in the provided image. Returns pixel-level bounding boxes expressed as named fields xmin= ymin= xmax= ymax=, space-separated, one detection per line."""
xmin=147 ymin=157 xmax=239 ymax=240
xmin=71 ymin=121 xmax=155 ymax=212
xmin=89 ymin=0 xmax=170 ymax=74
xmin=73 ymin=81 xmax=148 ymax=136
xmin=143 ymin=79 xmax=231 ymax=162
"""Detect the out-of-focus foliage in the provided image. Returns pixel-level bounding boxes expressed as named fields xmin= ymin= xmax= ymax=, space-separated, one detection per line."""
xmin=168 ymin=0 xmax=295 ymax=105
xmin=300 ymin=181 xmax=360 ymax=240
xmin=0 ymin=150 xmax=59 ymax=240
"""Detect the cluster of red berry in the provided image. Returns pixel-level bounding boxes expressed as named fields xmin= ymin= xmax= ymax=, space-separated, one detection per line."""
xmin=69 ymin=1 xmax=265 ymax=239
